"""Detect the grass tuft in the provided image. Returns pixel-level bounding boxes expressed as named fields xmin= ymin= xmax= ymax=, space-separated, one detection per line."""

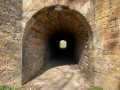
xmin=89 ymin=86 xmax=103 ymax=90
xmin=0 ymin=85 xmax=18 ymax=90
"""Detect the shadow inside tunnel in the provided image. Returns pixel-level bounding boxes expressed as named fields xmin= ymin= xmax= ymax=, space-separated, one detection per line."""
xmin=31 ymin=58 xmax=76 ymax=78
xmin=26 ymin=52 xmax=78 ymax=85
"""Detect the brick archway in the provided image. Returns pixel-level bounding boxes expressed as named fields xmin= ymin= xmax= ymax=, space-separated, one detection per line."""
xmin=22 ymin=5 xmax=93 ymax=84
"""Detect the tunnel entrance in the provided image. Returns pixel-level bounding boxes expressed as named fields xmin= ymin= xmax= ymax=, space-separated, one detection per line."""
xmin=22 ymin=5 xmax=92 ymax=84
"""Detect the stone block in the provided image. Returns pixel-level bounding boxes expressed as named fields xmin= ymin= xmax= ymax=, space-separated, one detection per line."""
xmin=108 ymin=59 xmax=120 ymax=68
xmin=95 ymin=11 xmax=104 ymax=20
xmin=0 ymin=52 xmax=11 ymax=60
xmin=108 ymin=55 xmax=118 ymax=61
xmin=0 ymin=33 xmax=12 ymax=40
xmin=0 ymin=0 xmax=6 ymax=7
xmin=13 ymin=33 xmax=23 ymax=40
xmin=111 ymin=0 xmax=120 ymax=6
xmin=114 ymin=76 xmax=120 ymax=81
xmin=109 ymin=51 xmax=120 ymax=55
xmin=95 ymin=5 xmax=103 ymax=14
xmin=103 ymin=2 xmax=109 ymax=9
xmin=0 ymin=39 xmax=7 ymax=45
xmin=7 ymin=60 xmax=21 ymax=71
xmin=96 ymin=0 xmax=103 ymax=7
xmin=104 ymin=43 xmax=120 ymax=51
xmin=108 ymin=67 xmax=119 ymax=73
xmin=103 ymin=32 xmax=119 ymax=40
xmin=0 ymin=61 xmax=6 ymax=73
xmin=0 ymin=45 xmax=5 ymax=49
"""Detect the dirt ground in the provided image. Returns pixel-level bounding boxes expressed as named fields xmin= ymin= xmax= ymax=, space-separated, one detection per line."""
xmin=22 ymin=58 xmax=91 ymax=90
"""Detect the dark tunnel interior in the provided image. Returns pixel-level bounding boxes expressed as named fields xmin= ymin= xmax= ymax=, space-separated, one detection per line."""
xmin=48 ymin=31 xmax=77 ymax=63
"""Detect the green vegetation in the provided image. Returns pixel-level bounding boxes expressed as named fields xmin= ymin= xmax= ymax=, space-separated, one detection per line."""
xmin=89 ymin=86 xmax=103 ymax=90
xmin=0 ymin=85 xmax=103 ymax=90
xmin=0 ymin=85 xmax=41 ymax=90
xmin=59 ymin=40 xmax=67 ymax=48
xmin=0 ymin=85 xmax=18 ymax=90
xmin=0 ymin=85 xmax=4 ymax=90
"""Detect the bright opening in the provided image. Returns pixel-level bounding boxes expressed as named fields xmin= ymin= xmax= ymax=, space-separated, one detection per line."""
xmin=59 ymin=40 xmax=67 ymax=49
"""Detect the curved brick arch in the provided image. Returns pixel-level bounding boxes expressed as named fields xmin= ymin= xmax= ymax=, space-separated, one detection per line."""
xmin=22 ymin=0 xmax=90 ymax=28
xmin=22 ymin=5 xmax=93 ymax=84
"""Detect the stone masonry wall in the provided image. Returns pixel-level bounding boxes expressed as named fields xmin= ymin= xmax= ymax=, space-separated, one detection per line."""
xmin=80 ymin=0 xmax=120 ymax=89
xmin=94 ymin=0 xmax=120 ymax=89
xmin=0 ymin=0 xmax=23 ymax=86
xmin=0 ymin=0 xmax=120 ymax=90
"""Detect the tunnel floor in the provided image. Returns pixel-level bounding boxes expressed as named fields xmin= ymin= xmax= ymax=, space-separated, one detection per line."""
xmin=23 ymin=58 xmax=91 ymax=90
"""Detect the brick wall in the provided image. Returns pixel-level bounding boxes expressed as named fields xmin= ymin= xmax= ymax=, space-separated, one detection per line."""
xmin=95 ymin=0 xmax=120 ymax=89
xmin=0 ymin=0 xmax=23 ymax=86
xmin=0 ymin=0 xmax=120 ymax=89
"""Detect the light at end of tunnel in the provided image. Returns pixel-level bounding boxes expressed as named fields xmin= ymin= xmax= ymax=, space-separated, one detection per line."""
xmin=55 ymin=5 xmax=62 ymax=11
xmin=59 ymin=40 xmax=67 ymax=49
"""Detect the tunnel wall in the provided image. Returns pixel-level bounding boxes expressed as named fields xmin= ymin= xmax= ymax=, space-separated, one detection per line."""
xmin=0 ymin=0 xmax=120 ymax=90
xmin=22 ymin=18 xmax=47 ymax=84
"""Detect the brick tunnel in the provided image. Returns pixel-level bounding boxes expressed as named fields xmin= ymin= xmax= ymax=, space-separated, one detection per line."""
xmin=22 ymin=5 xmax=93 ymax=84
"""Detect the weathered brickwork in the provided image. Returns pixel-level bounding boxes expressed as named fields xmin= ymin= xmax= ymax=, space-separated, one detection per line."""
xmin=94 ymin=0 xmax=120 ymax=89
xmin=0 ymin=0 xmax=23 ymax=86
xmin=0 ymin=0 xmax=120 ymax=90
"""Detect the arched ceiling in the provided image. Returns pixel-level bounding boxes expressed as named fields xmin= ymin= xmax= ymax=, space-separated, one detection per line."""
xmin=25 ymin=5 xmax=92 ymax=41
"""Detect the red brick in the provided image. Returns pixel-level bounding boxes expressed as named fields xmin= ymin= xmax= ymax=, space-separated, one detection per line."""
xmin=0 ymin=39 xmax=7 ymax=44
xmin=103 ymin=32 xmax=119 ymax=40
xmin=104 ymin=43 xmax=120 ymax=51
xmin=114 ymin=76 xmax=120 ymax=80
xmin=109 ymin=51 xmax=120 ymax=55
xmin=108 ymin=67 xmax=119 ymax=73
xmin=0 ymin=52 xmax=11 ymax=60
xmin=113 ymin=4 xmax=120 ymax=14
xmin=108 ymin=55 xmax=119 ymax=61
xmin=0 ymin=33 xmax=12 ymax=39
xmin=0 ymin=45 xmax=5 ymax=49
xmin=0 ymin=61 xmax=6 ymax=66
